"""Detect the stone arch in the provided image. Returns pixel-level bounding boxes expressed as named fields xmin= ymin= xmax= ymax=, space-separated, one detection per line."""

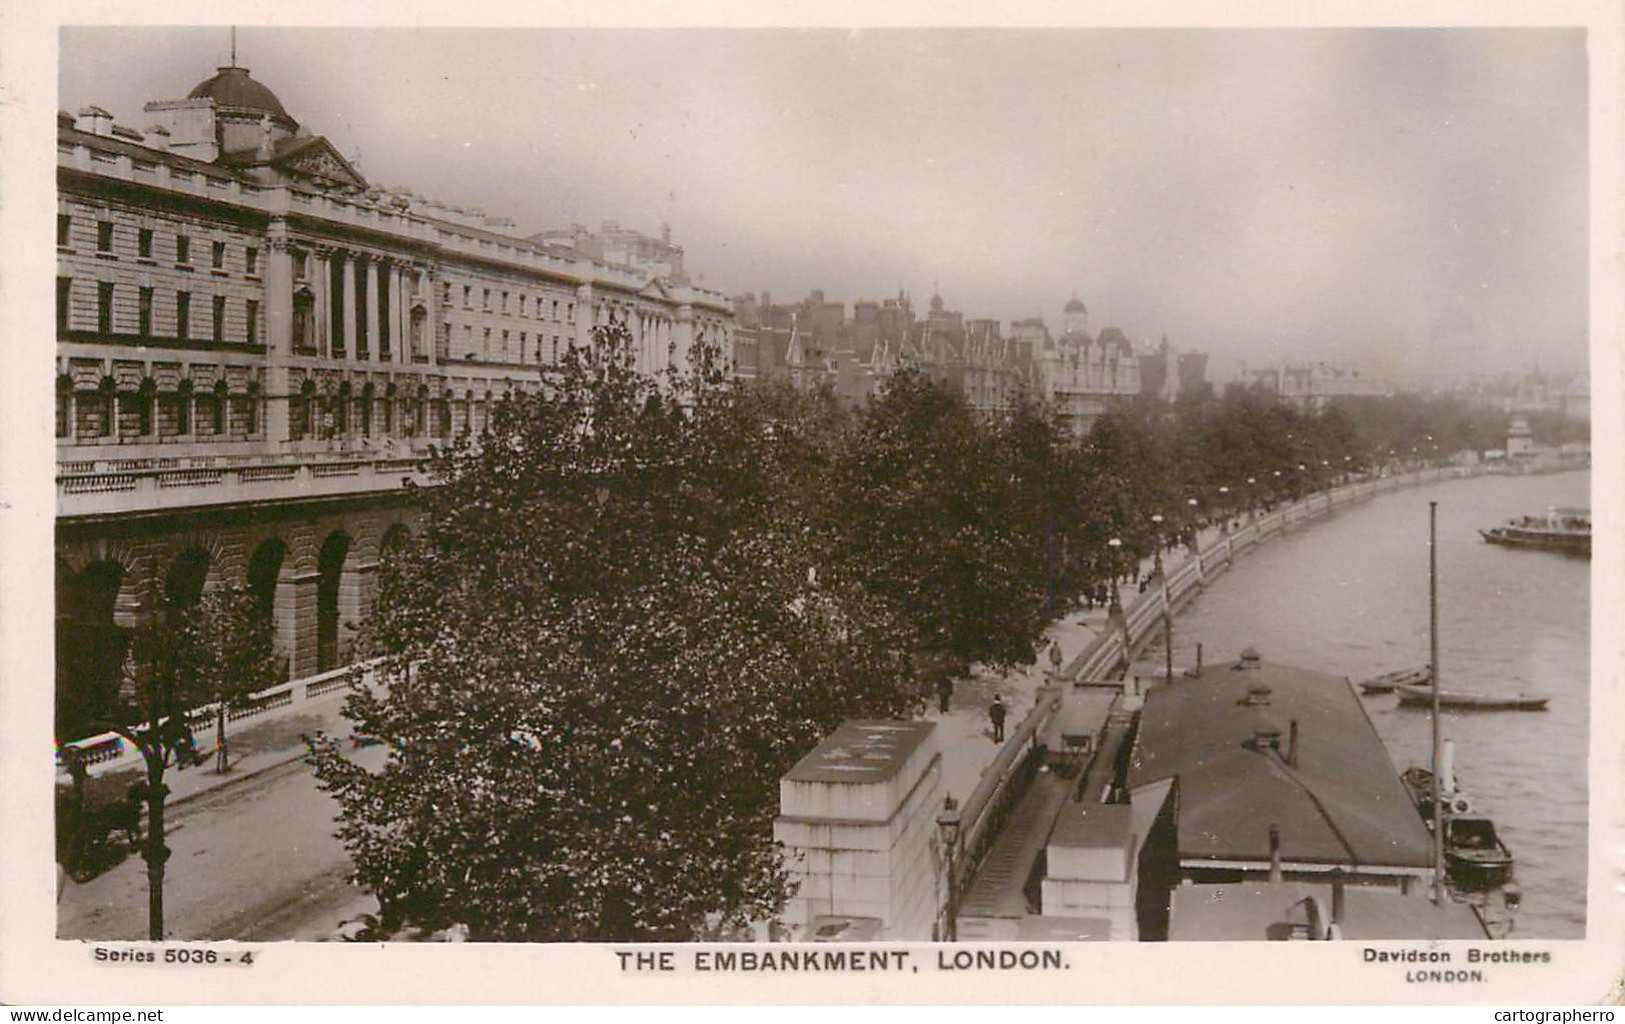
xmin=153 ymin=532 xmax=229 ymax=608
xmin=240 ymin=538 xmax=292 ymax=680
xmin=245 ymin=538 xmax=287 ymax=614
xmin=163 ymin=546 xmax=211 ymax=610
xmin=378 ymin=522 xmax=411 ymax=560
xmin=56 ymin=558 xmax=129 ymax=740
xmin=315 ymin=530 xmax=353 ymax=673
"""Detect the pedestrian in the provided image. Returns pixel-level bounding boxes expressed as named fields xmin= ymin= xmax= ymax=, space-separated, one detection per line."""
xmin=1048 ymin=641 xmax=1064 ymax=675
xmin=937 ymin=675 xmax=953 ymax=714
xmin=989 ymin=695 xmax=1007 ymax=743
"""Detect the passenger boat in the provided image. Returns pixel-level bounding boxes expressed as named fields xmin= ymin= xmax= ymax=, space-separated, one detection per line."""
xmin=1479 ymin=507 xmax=1590 ymax=556
xmin=1359 ymin=665 xmax=1430 ymax=694
xmin=1394 ymin=684 xmax=1548 ymax=711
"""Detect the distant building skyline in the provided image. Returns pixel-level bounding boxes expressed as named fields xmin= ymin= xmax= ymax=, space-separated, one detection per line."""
xmin=57 ymin=28 xmax=1589 ymax=379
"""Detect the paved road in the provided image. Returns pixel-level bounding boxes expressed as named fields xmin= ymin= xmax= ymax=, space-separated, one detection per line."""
xmin=57 ymin=748 xmax=384 ymax=942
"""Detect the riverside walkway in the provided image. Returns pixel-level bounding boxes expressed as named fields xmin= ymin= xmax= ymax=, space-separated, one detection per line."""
xmin=935 ymin=464 xmax=1490 ymax=933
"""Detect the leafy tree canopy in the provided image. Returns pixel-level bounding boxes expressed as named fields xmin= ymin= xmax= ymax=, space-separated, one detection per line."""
xmin=312 ymin=326 xmax=920 ymax=941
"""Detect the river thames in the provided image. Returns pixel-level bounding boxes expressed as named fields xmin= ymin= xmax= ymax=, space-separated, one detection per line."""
xmin=1131 ymin=468 xmax=1591 ymax=938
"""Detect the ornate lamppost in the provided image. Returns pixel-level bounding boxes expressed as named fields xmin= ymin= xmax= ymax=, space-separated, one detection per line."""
xmin=1106 ymin=536 xmax=1123 ymax=613
xmin=1150 ymin=513 xmax=1165 ymax=577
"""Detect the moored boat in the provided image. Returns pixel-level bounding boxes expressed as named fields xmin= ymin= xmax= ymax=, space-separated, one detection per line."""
xmin=1443 ymin=816 xmax=1516 ymax=890
xmin=1394 ymin=684 xmax=1548 ymax=711
xmin=1480 ymin=507 xmax=1590 ymax=556
xmin=1359 ymin=665 xmax=1430 ymax=694
xmin=1400 ymin=761 xmax=1516 ymax=892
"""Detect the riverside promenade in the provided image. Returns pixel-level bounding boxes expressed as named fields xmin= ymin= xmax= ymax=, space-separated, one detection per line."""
xmin=56 ymin=464 xmax=1487 ymax=940
xmin=928 ymin=462 xmax=1492 ymax=919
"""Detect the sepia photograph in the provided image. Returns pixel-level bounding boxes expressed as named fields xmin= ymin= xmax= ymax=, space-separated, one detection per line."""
xmin=5 ymin=6 xmax=1622 ymax=1007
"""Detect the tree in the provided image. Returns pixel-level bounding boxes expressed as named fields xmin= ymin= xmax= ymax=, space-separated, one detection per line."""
xmin=310 ymin=324 xmax=921 ymax=940
xmin=69 ymin=586 xmax=279 ymax=938
xmin=829 ymin=369 xmax=1046 ymax=673
xmin=189 ymin=587 xmax=281 ymax=773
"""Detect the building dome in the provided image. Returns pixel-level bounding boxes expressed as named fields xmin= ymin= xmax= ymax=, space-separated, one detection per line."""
xmin=188 ymin=66 xmax=293 ymax=123
xmin=1064 ymin=295 xmax=1088 ymax=314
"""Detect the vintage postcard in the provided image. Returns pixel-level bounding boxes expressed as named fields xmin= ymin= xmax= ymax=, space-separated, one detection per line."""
xmin=1 ymin=0 xmax=1621 ymax=1007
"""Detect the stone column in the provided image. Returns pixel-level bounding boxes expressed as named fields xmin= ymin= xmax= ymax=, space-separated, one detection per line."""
xmin=340 ymin=255 xmax=357 ymax=361
xmin=674 ymin=301 xmax=695 ymax=375
xmin=364 ymin=259 xmax=380 ymax=363
xmin=575 ymin=282 xmax=594 ymax=351
xmin=313 ymin=250 xmax=330 ymax=356
xmin=391 ymin=265 xmax=406 ymax=363
xmin=263 ymin=224 xmax=294 ymax=443
xmin=422 ymin=268 xmax=438 ymax=368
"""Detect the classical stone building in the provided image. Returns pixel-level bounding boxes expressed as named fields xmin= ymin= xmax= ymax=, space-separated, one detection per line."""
xmin=1029 ymin=296 xmax=1142 ymax=434
xmin=55 ymin=62 xmax=734 ymax=727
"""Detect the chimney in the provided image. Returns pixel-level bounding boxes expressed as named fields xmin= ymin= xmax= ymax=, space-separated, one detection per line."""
xmin=76 ymin=105 xmax=113 ymax=136
xmin=1268 ymin=824 xmax=1283 ymax=882
xmin=1287 ymin=719 xmax=1300 ymax=767
xmin=661 ymin=221 xmax=671 ymax=243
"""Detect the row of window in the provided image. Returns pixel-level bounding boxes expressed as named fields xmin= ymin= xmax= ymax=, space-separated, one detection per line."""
xmin=287 ymin=392 xmax=480 ymax=442
xmin=59 ymin=215 xmax=260 ymax=276
xmin=444 ymin=321 xmax=571 ymax=365
xmin=56 ymin=389 xmax=259 ymax=442
xmin=446 ymin=282 xmax=574 ymax=323
xmin=58 ymin=278 xmax=258 ymax=344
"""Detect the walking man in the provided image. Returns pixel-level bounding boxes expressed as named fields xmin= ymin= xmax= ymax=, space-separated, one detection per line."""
xmin=989 ymin=695 xmax=1007 ymax=744
xmin=937 ymin=675 xmax=953 ymax=714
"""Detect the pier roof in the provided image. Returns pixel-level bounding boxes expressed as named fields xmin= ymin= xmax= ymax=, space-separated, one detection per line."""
xmin=1170 ymin=882 xmax=1487 ymax=940
xmin=1127 ymin=655 xmax=1433 ymax=870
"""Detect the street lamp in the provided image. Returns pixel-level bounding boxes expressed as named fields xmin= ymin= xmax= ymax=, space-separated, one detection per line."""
xmin=1150 ymin=513 xmax=1165 ymax=576
xmin=937 ymin=794 xmax=962 ymax=942
xmin=1106 ymin=536 xmax=1123 ymax=612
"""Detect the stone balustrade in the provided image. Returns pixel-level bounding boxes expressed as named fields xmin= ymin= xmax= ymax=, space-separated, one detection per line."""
xmin=58 ymin=452 xmax=431 ymax=516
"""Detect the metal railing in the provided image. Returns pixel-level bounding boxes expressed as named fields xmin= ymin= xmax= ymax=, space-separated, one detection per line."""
xmin=944 ymin=462 xmax=1495 ymax=873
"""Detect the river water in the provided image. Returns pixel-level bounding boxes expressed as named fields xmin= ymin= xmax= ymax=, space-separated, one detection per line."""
xmin=1129 ymin=469 xmax=1591 ymax=938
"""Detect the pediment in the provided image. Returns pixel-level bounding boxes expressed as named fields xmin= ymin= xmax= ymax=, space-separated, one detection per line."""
xmin=273 ymin=136 xmax=367 ymax=189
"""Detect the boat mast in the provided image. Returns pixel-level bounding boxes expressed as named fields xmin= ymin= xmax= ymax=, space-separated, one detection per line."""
xmin=1430 ymin=500 xmax=1444 ymax=904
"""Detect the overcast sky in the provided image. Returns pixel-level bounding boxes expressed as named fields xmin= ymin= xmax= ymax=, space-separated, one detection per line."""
xmin=60 ymin=26 xmax=1589 ymax=380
